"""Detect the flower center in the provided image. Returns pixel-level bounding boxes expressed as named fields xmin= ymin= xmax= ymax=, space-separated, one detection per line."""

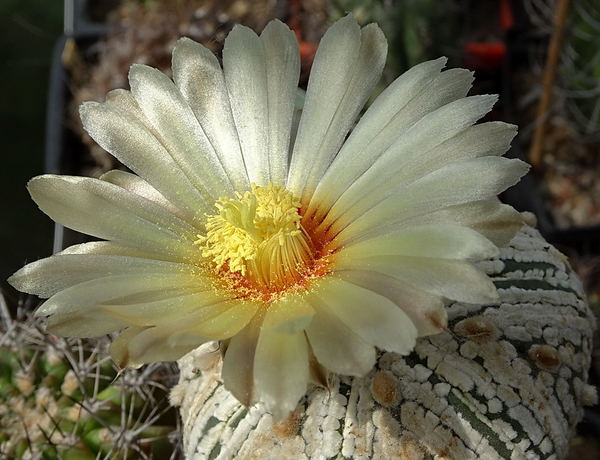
xmin=197 ymin=183 xmax=315 ymax=293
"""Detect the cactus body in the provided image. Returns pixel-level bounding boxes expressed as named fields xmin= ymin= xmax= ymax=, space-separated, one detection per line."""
xmin=0 ymin=302 xmax=180 ymax=460
xmin=172 ymin=225 xmax=597 ymax=460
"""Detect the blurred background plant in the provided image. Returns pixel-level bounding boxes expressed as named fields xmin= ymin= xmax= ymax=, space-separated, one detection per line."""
xmin=1 ymin=0 xmax=599 ymax=458
xmin=557 ymin=0 xmax=600 ymax=139
xmin=516 ymin=0 xmax=600 ymax=231
xmin=0 ymin=294 xmax=180 ymax=459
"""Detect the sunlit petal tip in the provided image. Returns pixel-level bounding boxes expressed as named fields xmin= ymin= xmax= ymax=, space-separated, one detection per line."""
xmin=127 ymin=62 xmax=152 ymax=84
xmin=7 ymin=266 xmax=35 ymax=298
xmin=10 ymin=13 xmax=530 ymax=419
xmin=79 ymin=99 xmax=100 ymax=115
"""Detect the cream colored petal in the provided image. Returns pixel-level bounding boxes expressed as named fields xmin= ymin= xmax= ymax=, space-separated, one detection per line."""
xmin=160 ymin=300 xmax=256 ymax=342
xmin=307 ymin=59 xmax=474 ymax=220
xmin=335 ymin=270 xmax=447 ymax=337
xmin=386 ymin=200 xmax=525 ymax=248
xmin=128 ymin=64 xmax=234 ymax=199
xmin=310 ymin=277 xmax=417 ymax=355
xmin=221 ymin=309 xmax=265 ymax=406
xmin=329 ymin=200 xmax=523 ymax=250
xmin=287 ymin=15 xmax=387 ymax=200
xmin=334 ymin=224 xmax=499 ymax=261
xmin=100 ymin=170 xmax=189 ymax=221
xmin=110 ymin=326 xmax=148 ymax=369
xmin=46 ymin=309 xmax=132 ymax=338
xmin=26 ymin=175 xmax=200 ymax=261
xmin=335 ymin=255 xmax=498 ymax=304
xmin=172 ymin=37 xmax=249 ymax=190
xmin=259 ymin=20 xmax=301 ymax=185
xmin=102 ymin=291 xmax=228 ymax=323
xmin=9 ymin=253 xmax=203 ymax=299
xmin=253 ymin=326 xmax=309 ymax=418
xmin=57 ymin=240 xmax=193 ymax=264
xmin=79 ymin=101 xmax=210 ymax=219
xmin=318 ymin=95 xmax=502 ymax=232
xmin=304 ymin=291 xmax=376 ymax=376
xmin=267 ymin=293 xmax=315 ymax=335
xmin=124 ymin=326 xmax=200 ymax=366
xmin=128 ymin=299 xmax=260 ymax=366
xmin=222 ymin=25 xmax=267 ymax=186
xmin=47 ymin=290 xmax=232 ymax=338
xmin=35 ymin=270 xmax=212 ymax=316
xmin=100 ymin=285 xmax=217 ymax=306
xmin=330 ymin=156 xmax=529 ymax=243
xmin=411 ymin=121 xmax=517 ymax=166
xmin=223 ymin=21 xmax=300 ymax=186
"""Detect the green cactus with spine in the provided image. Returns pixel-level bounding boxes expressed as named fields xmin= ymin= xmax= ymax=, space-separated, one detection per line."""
xmin=0 ymin=295 xmax=180 ymax=460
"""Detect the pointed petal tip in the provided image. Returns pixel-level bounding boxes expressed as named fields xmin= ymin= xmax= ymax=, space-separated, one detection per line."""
xmin=128 ymin=62 xmax=148 ymax=76
xmin=34 ymin=304 xmax=51 ymax=318
xmin=174 ymin=35 xmax=195 ymax=48
xmin=226 ymin=22 xmax=258 ymax=44
xmin=172 ymin=36 xmax=208 ymax=65
xmin=223 ymin=376 xmax=253 ymax=408
xmin=261 ymin=17 xmax=292 ymax=35
xmin=79 ymin=99 xmax=100 ymax=112
xmin=436 ymin=55 xmax=449 ymax=67
xmin=6 ymin=271 xmax=23 ymax=293
xmin=79 ymin=100 xmax=103 ymax=129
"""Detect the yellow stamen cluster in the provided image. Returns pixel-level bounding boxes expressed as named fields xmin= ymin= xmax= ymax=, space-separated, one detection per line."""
xmin=197 ymin=184 xmax=314 ymax=292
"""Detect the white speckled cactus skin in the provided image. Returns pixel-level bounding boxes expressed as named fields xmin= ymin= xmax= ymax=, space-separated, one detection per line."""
xmin=171 ymin=224 xmax=597 ymax=460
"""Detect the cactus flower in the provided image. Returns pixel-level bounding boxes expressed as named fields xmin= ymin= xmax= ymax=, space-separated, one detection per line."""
xmin=10 ymin=15 xmax=529 ymax=418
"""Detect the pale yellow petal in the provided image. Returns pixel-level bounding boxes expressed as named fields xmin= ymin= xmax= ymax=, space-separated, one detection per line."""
xmin=26 ymin=175 xmax=200 ymax=261
xmin=267 ymin=293 xmax=315 ymax=335
xmin=254 ymin=325 xmax=309 ymax=418
xmin=304 ymin=291 xmax=375 ymax=376
xmin=80 ymin=101 xmax=210 ymax=219
xmin=334 ymin=255 xmax=498 ymax=304
xmin=366 ymin=200 xmax=524 ymax=248
xmin=223 ymin=21 xmax=299 ymax=185
xmin=128 ymin=64 xmax=235 ymax=199
xmin=109 ymin=326 xmax=148 ymax=369
xmin=288 ymin=15 xmax=387 ymax=200
xmin=329 ymin=156 xmax=529 ymax=243
xmin=45 ymin=289 xmax=232 ymax=338
xmin=47 ymin=309 xmax=132 ymax=338
xmin=221 ymin=309 xmax=265 ymax=406
xmin=333 ymin=224 xmax=498 ymax=261
xmin=336 ymin=270 xmax=447 ymax=336
xmin=307 ymin=61 xmax=475 ymax=222
xmin=309 ymin=277 xmax=418 ymax=355
xmin=127 ymin=300 xmax=260 ymax=365
xmin=172 ymin=37 xmax=249 ymax=190
xmin=35 ymin=270 xmax=211 ymax=316
xmin=10 ymin=253 xmax=203 ymax=299
xmin=100 ymin=170 xmax=189 ymax=221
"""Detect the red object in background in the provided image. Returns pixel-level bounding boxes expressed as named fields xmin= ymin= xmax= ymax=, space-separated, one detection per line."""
xmin=463 ymin=0 xmax=513 ymax=71
xmin=499 ymin=0 xmax=514 ymax=31
xmin=287 ymin=0 xmax=319 ymax=70
xmin=463 ymin=42 xmax=507 ymax=70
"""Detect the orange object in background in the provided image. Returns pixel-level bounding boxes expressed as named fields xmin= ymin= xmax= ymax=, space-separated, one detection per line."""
xmin=463 ymin=42 xmax=507 ymax=70
xmin=463 ymin=0 xmax=513 ymax=71
xmin=287 ymin=0 xmax=319 ymax=72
